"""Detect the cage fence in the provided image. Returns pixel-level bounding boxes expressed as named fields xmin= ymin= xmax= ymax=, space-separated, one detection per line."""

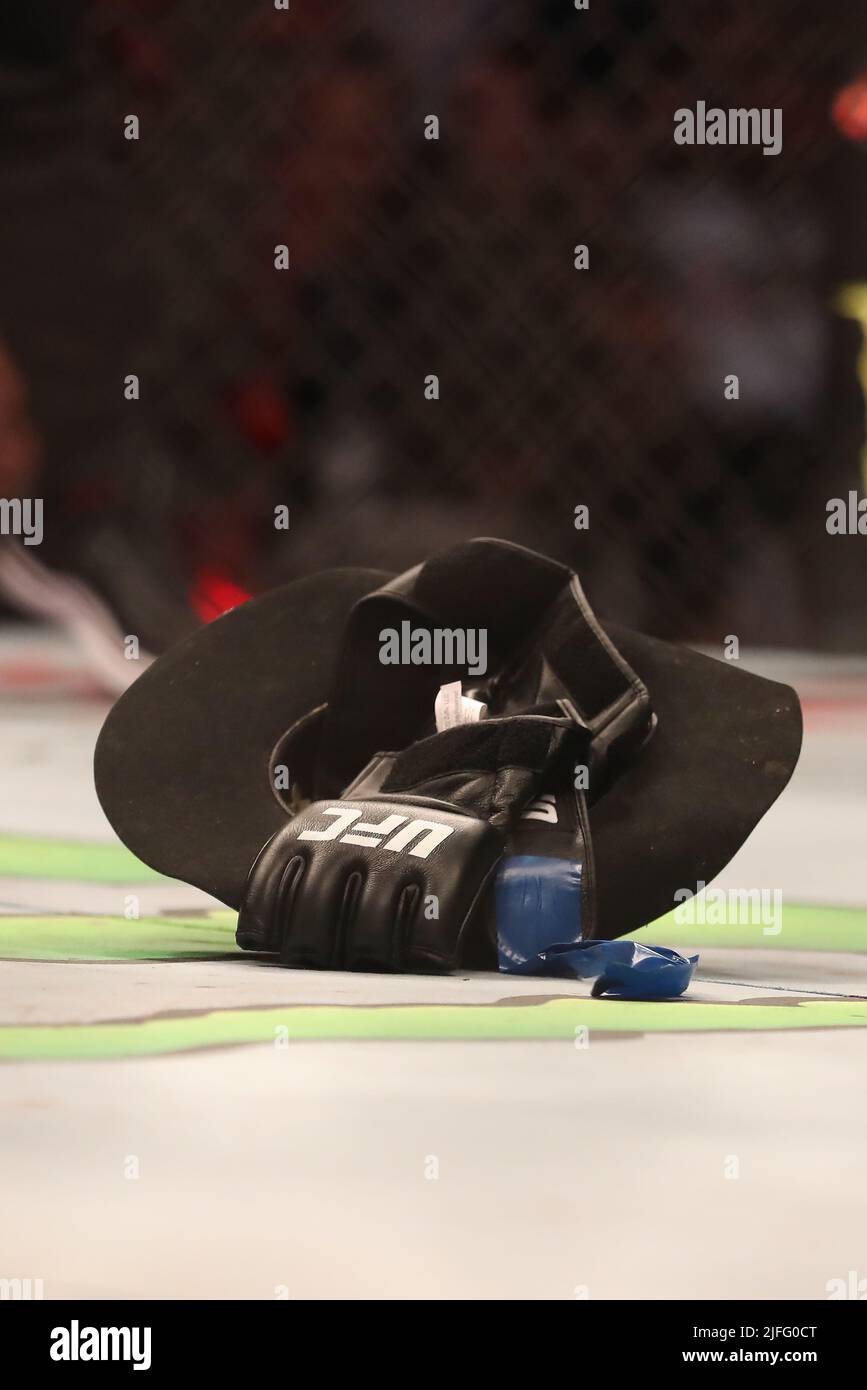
xmin=29 ymin=0 xmax=867 ymax=644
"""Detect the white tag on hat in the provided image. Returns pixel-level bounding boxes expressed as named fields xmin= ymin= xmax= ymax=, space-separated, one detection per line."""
xmin=435 ymin=681 xmax=488 ymax=732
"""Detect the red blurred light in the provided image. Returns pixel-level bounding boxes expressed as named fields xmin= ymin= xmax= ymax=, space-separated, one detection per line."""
xmin=106 ymin=27 xmax=171 ymax=90
xmin=223 ymin=378 xmax=294 ymax=454
xmin=833 ymin=79 xmax=867 ymax=141
xmin=190 ymin=570 xmax=252 ymax=623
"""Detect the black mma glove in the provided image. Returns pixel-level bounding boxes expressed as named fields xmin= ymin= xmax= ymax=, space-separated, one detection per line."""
xmin=236 ymin=715 xmax=574 ymax=972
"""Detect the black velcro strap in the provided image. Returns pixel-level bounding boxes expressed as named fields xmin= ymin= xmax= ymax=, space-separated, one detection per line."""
xmin=381 ymin=716 xmax=578 ymax=828
xmin=541 ymin=577 xmax=653 ymax=771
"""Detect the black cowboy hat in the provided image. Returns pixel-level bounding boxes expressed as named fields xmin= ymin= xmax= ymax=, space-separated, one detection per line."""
xmin=94 ymin=538 xmax=802 ymax=944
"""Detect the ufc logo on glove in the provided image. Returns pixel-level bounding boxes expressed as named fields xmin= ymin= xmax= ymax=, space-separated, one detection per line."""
xmin=297 ymin=806 xmax=456 ymax=859
xmin=234 ymin=789 xmax=507 ymax=971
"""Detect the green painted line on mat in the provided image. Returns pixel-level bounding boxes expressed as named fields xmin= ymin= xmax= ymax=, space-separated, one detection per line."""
xmin=1 ymin=902 xmax=865 ymax=963
xmin=630 ymin=902 xmax=867 ymax=955
xmin=0 ymin=913 xmax=239 ymax=961
xmin=2 ymin=997 xmax=867 ymax=1061
xmin=3 ymin=831 xmax=865 ymax=955
xmin=0 ymin=836 xmax=165 ymax=884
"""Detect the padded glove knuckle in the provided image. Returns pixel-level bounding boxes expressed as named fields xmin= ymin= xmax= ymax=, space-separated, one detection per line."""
xmin=237 ymin=798 xmax=503 ymax=972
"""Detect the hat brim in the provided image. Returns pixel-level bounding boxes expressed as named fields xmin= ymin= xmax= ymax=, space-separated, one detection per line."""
xmin=94 ymin=568 xmax=390 ymax=905
xmin=588 ymin=624 xmax=801 ymax=937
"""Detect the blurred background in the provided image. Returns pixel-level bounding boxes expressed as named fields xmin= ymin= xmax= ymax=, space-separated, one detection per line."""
xmin=1 ymin=0 xmax=866 ymax=666
xmin=2 ymin=2 xmax=867 ymax=1304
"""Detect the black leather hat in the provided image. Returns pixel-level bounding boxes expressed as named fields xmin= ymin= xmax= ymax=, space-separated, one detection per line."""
xmin=95 ymin=538 xmax=802 ymax=943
